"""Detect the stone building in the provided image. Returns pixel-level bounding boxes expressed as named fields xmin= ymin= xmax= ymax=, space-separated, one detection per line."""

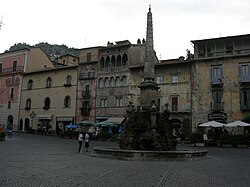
xmin=191 ymin=34 xmax=250 ymax=132
xmin=0 ymin=48 xmax=53 ymax=131
xmin=19 ymin=65 xmax=78 ymax=134
xmin=77 ymin=47 xmax=102 ymax=122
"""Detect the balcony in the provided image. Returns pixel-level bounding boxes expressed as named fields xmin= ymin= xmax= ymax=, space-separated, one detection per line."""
xmin=63 ymin=82 xmax=72 ymax=87
xmin=79 ymin=72 xmax=95 ymax=80
xmin=6 ymin=77 xmax=20 ymax=86
xmin=1 ymin=66 xmax=24 ymax=74
xmin=210 ymin=102 xmax=224 ymax=112
xmin=210 ymin=77 xmax=223 ymax=87
xmin=82 ymin=90 xmax=91 ymax=98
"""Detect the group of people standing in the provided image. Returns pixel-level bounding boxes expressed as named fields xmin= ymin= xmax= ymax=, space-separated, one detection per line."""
xmin=78 ymin=132 xmax=90 ymax=153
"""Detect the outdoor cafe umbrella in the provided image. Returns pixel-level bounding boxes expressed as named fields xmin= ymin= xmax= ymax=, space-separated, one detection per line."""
xmin=76 ymin=121 xmax=95 ymax=127
xmin=65 ymin=124 xmax=78 ymax=129
xmin=198 ymin=121 xmax=224 ymax=128
xmin=94 ymin=121 xmax=116 ymax=127
xmin=224 ymin=120 xmax=250 ymax=127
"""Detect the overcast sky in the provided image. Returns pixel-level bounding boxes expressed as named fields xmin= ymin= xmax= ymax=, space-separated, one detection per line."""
xmin=1 ymin=0 xmax=250 ymax=59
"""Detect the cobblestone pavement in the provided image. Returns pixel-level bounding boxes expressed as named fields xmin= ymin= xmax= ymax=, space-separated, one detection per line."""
xmin=0 ymin=133 xmax=250 ymax=187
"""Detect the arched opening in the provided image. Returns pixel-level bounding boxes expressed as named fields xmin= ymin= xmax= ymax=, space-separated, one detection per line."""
xmin=99 ymin=78 xmax=104 ymax=88
xmin=104 ymin=77 xmax=109 ymax=87
xmin=105 ymin=56 xmax=110 ymax=68
xmin=64 ymin=96 xmax=71 ymax=108
xmin=19 ymin=119 xmax=23 ymax=131
xmin=121 ymin=76 xmax=127 ymax=86
xmin=110 ymin=77 xmax=115 ymax=87
xmin=24 ymin=118 xmax=30 ymax=131
xmin=7 ymin=115 xmax=13 ymax=129
xmin=100 ymin=57 xmax=105 ymax=68
xmin=111 ymin=55 xmax=116 ymax=68
xmin=46 ymin=77 xmax=52 ymax=88
xmin=122 ymin=54 xmax=128 ymax=66
xmin=27 ymin=80 xmax=33 ymax=90
xmin=116 ymin=55 xmax=121 ymax=67
xmin=115 ymin=77 xmax=121 ymax=87
xmin=44 ymin=97 xmax=50 ymax=110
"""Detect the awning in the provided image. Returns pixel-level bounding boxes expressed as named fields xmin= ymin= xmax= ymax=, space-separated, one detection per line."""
xmin=106 ymin=117 xmax=125 ymax=125
xmin=57 ymin=117 xmax=74 ymax=122
xmin=37 ymin=115 xmax=52 ymax=120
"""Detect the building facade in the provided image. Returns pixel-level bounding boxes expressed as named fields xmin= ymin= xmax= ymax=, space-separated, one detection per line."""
xmin=191 ymin=34 xmax=250 ymax=132
xmin=19 ymin=65 xmax=78 ymax=134
xmin=0 ymin=48 xmax=53 ymax=131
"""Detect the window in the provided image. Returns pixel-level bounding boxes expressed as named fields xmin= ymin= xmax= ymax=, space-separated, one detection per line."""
xmin=171 ymin=97 xmax=178 ymax=112
xmin=104 ymin=77 xmax=109 ymax=87
xmin=46 ymin=77 xmax=52 ymax=88
xmin=10 ymin=88 xmax=14 ymax=99
xmin=115 ymin=96 xmax=123 ymax=107
xmin=100 ymin=98 xmax=108 ymax=107
xmin=122 ymin=54 xmax=128 ymax=66
xmin=212 ymin=91 xmax=223 ymax=111
xmin=210 ymin=66 xmax=223 ymax=84
xmin=241 ymin=90 xmax=250 ymax=110
xmin=83 ymin=85 xmax=90 ymax=96
xmin=65 ymin=75 xmax=71 ymax=86
xmin=27 ymin=80 xmax=33 ymax=90
xmin=110 ymin=77 xmax=115 ymax=87
xmin=239 ymin=64 xmax=250 ymax=82
xmin=8 ymin=101 xmax=11 ymax=109
xmin=121 ymin=76 xmax=127 ymax=86
xmin=172 ymin=75 xmax=179 ymax=83
xmin=115 ymin=77 xmax=121 ymax=86
xmin=0 ymin=63 xmax=2 ymax=73
xmin=44 ymin=97 xmax=50 ymax=110
xmin=64 ymin=96 xmax=71 ymax=108
xmin=12 ymin=60 xmax=17 ymax=71
xmin=25 ymin=99 xmax=31 ymax=110
xmin=87 ymin=52 xmax=91 ymax=62
xmin=99 ymin=78 xmax=104 ymax=88
xmin=82 ymin=100 xmax=90 ymax=115
xmin=156 ymin=75 xmax=163 ymax=84
xmin=100 ymin=57 xmax=105 ymax=68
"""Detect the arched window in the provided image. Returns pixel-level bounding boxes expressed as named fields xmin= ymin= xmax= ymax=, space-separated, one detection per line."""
xmin=116 ymin=55 xmax=121 ymax=67
xmin=46 ymin=77 xmax=52 ymax=88
xmin=122 ymin=54 xmax=128 ymax=66
xmin=111 ymin=55 xmax=116 ymax=68
xmin=44 ymin=97 xmax=50 ymax=110
xmin=104 ymin=77 xmax=109 ymax=87
xmin=121 ymin=76 xmax=127 ymax=86
xmin=110 ymin=77 xmax=115 ymax=87
xmin=65 ymin=75 xmax=71 ymax=85
xmin=7 ymin=115 xmax=14 ymax=129
xmin=115 ymin=77 xmax=121 ymax=87
xmin=25 ymin=99 xmax=31 ymax=110
xmin=64 ymin=96 xmax=71 ymax=108
xmin=27 ymin=80 xmax=33 ymax=90
xmin=105 ymin=56 xmax=110 ymax=68
xmin=99 ymin=78 xmax=104 ymax=88
xmin=100 ymin=57 xmax=105 ymax=68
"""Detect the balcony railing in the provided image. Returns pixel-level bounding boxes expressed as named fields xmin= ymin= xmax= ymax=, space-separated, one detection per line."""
xmin=1 ymin=66 xmax=24 ymax=74
xmin=82 ymin=90 xmax=91 ymax=98
xmin=6 ymin=77 xmax=20 ymax=86
xmin=79 ymin=72 xmax=95 ymax=80
xmin=211 ymin=77 xmax=223 ymax=85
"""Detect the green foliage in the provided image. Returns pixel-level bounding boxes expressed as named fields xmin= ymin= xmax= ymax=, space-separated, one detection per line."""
xmin=7 ymin=42 xmax=79 ymax=57
xmin=0 ymin=130 xmax=6 ymax=141
xmin=189 ymin=133 xmax=204 ymax=144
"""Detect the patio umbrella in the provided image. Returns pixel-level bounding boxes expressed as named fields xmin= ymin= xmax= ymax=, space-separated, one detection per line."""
xmin=94 ymin=121 xmax=116 ymax=127
xmin=225 ymin=121 xmax=250 ymax=127
xmin=76 ymin=121 xmax=95 ymax=127
xmin=198 ymin=121 xmax=224 ymax=128
xmin=65 ymin=124 xmax=78 ymax=129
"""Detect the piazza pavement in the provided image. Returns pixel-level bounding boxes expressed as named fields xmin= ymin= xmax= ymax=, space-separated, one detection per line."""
xmin=0 ymin=132 xmax=250 ymax=187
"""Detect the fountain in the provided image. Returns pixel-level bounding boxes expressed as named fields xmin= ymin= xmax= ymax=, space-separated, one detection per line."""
xmin=92 ymin=6 xmax=207 ymax=160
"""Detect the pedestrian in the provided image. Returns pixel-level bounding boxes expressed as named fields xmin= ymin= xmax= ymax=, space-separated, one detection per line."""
xmin=85 ymin=132 xmax=90 ymax=152
xmin=78 ymin=131 xmax=83 ymax=153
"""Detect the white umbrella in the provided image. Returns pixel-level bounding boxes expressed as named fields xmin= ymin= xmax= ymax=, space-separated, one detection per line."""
xmin=198 ymin=121 xmax=224 ymax=128
xmin=225 ymin=121 xmax=250 ymax=127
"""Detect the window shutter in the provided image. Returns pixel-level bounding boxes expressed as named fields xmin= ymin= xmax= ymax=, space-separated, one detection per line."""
xmin=238 ymin=65 xmax=242 ymax=81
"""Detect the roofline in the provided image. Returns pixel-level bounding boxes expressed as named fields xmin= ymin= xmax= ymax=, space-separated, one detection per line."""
xmin=191 ymin=34 xmax=250 ymax=44
xmin=22 ymin=65 xmax=78 ymax=75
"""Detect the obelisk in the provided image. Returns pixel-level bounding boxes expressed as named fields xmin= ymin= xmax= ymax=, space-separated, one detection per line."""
xmin=139 ymin=5 xmax=159 ymax=108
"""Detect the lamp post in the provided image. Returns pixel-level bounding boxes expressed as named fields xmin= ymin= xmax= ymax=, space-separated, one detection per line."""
xmin=30 ymin=111 xmax=36 ymax=129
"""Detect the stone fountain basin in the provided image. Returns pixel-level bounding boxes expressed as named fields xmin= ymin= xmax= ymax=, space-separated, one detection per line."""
xmin=91 ymin=147 xmax=208 ymax=161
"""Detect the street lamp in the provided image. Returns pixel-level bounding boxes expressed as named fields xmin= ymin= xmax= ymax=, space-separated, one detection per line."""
xmin=30 ymin=111 xmax=36 ymax=129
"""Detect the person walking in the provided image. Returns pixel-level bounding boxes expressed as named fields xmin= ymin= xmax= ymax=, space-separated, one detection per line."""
xmin=78 ymin=132 xmax=83 ymax=153
xmin=85 ymin=132 xmax=90 ymax=152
